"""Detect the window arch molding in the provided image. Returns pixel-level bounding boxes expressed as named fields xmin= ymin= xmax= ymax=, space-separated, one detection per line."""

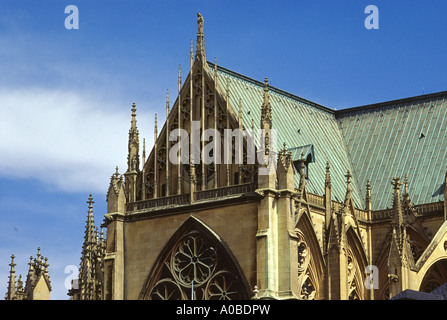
xmin=138 ymin=215 xmax=251 ymax=300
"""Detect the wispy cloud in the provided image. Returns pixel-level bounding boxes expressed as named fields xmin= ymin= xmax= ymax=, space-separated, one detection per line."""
xmin=0 ymin=88 xmax=134 ymax=193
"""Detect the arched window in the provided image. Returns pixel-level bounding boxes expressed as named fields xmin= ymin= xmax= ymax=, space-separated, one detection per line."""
xmin=295 ymin=213 xmax=324 ymax=300
xmin=419 ymin=259 xmax=447 ymax=293
xmin=139 ymin=216 xmax=251 ymax=300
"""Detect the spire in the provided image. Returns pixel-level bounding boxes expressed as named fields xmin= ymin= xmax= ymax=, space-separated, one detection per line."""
xmin=84 ymin=194 xmax=96 ymax=247
xmin=79 ymin=193 xmax=104 ymax=300
xmin=28 ymin=256 xmax=34 ymax=273
xmin=6 ymin=254 xmax=17 ymax=299
xmin=196 ymin=12 xmax=206 ymax=61
xmin=127 ymin=103 xmax=140 ymax=172
xmin=131 ymin=102 xmax=137 ymax=127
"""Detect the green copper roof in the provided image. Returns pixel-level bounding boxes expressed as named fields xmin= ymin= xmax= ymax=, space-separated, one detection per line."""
xmin=337 ymin=93 xmax=447 ymax=210
xmin=210 ymin=62 xmax=364 ymax=208
xmin=208 ymin=62 xmax=447 ymax=211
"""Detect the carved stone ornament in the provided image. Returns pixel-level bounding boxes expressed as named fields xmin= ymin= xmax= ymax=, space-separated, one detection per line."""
xmin=145 ymin=228 xmax=249 ymax=300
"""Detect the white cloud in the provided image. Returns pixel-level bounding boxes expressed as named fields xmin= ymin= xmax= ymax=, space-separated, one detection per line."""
xmin=0 ymin=87 xmax=151 ymax=193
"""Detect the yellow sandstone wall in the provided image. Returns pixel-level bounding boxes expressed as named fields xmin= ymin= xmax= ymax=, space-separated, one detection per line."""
xmin=123 ymin=201 xmax=258 ymax=299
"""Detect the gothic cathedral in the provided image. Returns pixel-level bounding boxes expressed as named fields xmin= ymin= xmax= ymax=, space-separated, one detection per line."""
xmin=67 ymin=13 xmax=447 ymax=300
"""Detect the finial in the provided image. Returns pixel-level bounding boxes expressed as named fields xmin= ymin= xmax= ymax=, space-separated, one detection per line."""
xmin=253 ymin=285 xmax=259 ymax=300
xmin=131 ymin=102 xmax=137 ymax=117
xmin=345 ymin=170 xmax=352 ymax=184
xmin=28 ymin=256 xmax=34 ymax=271
xmin=87 ymin=194 xmax=94 ymax=209
xmin=17 ymin=275 xmax=23 ymax=289
xmin=391 ymin=177 xmax=402 ymax=190
xmin=197 ymin=12 xmax=204 ymax=33
xmin=9 ymin=254 xmax=16 ymax=270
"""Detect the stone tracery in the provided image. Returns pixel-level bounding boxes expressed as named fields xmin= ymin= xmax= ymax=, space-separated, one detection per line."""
xmin=141 ymin=219 xmax=250 ymax=300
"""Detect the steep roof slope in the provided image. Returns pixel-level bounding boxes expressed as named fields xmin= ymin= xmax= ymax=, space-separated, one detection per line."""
xmin=209 ymin=62 xmax=364 ymax=208
xmin=337 ymin=92 xmax=447 ymax=210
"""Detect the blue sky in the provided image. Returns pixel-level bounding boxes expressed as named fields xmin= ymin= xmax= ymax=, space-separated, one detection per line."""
xmin=0 ymin=1 xmax=446 ymax=300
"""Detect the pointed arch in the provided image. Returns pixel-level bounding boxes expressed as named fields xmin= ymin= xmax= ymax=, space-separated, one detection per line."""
xmin=346 ymin=227 xmax=368 ymax=300
xmin=405 ymin=225 xmax=430 ymax=263
xmin=374 ymin=235 xmax=391 ymax=300
xmin=295 ymin=212 xmax=325 ymax=300
xmin=419 ymin=258 xmax=447 ymax=293
xmin=139 ymin=216 xmax=251 ymax=300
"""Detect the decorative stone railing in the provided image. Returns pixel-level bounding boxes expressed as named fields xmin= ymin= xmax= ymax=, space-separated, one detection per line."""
xmin=127 ymin=183 xmax=257 ymax=212
xmin=369 ymin=201 xmax=444 ymax=221
xmin=306 ymin=193 xmax=325 ymax=208
xmin=194 ymin=183 xmax=256 ymax=201
xmin=130 ymin=194 xmax=190 ymax=211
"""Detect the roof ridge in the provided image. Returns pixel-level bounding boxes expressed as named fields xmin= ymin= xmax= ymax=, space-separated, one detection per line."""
xmin=336 ymin=91 xmax=447 ymax=116
xmin=207 ymin=61 xmax=447 ymax=117
xmin=207 ymin=61 xmax=334 ymax=115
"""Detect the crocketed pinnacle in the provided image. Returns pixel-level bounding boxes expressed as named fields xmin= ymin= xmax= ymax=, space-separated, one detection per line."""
xmin=127 ymin=103 xmax=140 ymax=172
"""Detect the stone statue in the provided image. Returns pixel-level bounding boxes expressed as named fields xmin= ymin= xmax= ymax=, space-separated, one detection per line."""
xmin=197 ymin=13 xmax=204 ymax=33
